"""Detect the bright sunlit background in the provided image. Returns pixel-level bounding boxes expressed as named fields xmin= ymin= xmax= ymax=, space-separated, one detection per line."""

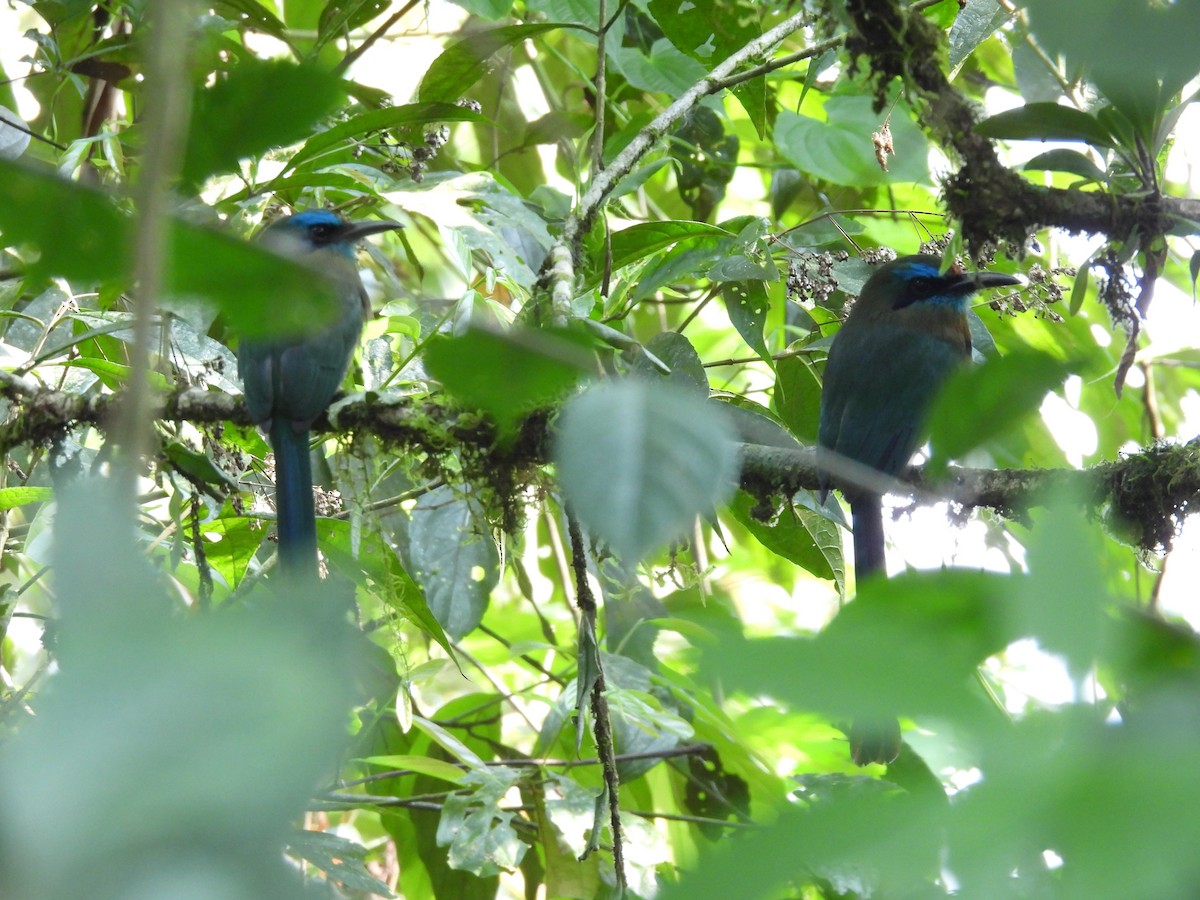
xmin=2 ymin=0 xmax=1198 ymax=751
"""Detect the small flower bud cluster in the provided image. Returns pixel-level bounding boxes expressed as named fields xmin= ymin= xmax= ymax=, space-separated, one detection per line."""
xmin=785 ymin=249 xmax=849 ymax=307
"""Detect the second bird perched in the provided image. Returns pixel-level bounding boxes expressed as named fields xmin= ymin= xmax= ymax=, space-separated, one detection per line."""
xmin=238 ymin=210 xmax=401 ymax=580
xmin=817 ymin=253 xmax=1022 ymax=764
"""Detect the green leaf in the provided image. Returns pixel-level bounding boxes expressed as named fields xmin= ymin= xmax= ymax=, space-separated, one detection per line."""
xmin=1023 ymin=148 xmax=1107 ymax=181
xmin=392 ymin=171 xmax=551 ymax=289
xmin=436 ymin=769 xmax=527 ymax=876
xmin=538 ymin=773 xmax=603 ymax=893
xmin=384 ymin=701 xmax=501 ymax=899
xmin=1023 ymin=0 xmax=1200 ymax=143
xmin=411 ymin=715 xmax=488 ymax=768
xmin=0 ymin=106 xmax=30 ymax=160
xmin=183 ymin=59 xmax=344 ymax=190
xmin=0 ymin=478 xmax=362 ymax=898
xmin=406 ymin=484 xmax=499 ymax=640
xmin=1190 ymin=250 xmax=1200 ymax=301
xmin=630 ymin=331 xmax=708 ymax=395
xmin=56 ymin=358 xmax=172 ymax=391
xmin=423 ymin=326 xmax=590 ymax=434
xmin=0 ymin=164 xmax=345 ymax=337
xmin=574 ymin=614 xmax=601 ymax=752
xmin=419 ymin=24 xmax=567 ymax=103
xmin=606 ymin=685 xmax=693 ymax=776
xmin=286 ymin=829 xmax=396 ymax=896
xmin=0 ymin=487 xmax=53 ymax=510
xmin=1012 ymin=490 xmax=1108 ymax=674
xmin=775 ymin=95 xmax=931 ymax=187
xmin=358 ymin=754 xmax=466 ymax=783
xmin=947 ymin=0 xmax=1012 ymax=70
xmin=718 ymin=397 xmax=802 ymax=450
xmin=731 ymin=79 xmax=771 ymax=141
xmin=772 ymin=354 xmax=822 ymax=444
xmin=646 ymin=0 xmax=760 ymax=65
xmin=1070 ymin=260 xmax=1092 ymax=314
xmin=384 ymin=314 xmax=421 ymax=339
xmin=163 ymin=440 xmax=238 ymax=490
xmin=597 ymin=558 xmax=669 ymax=668
xmin=213 ymin=0 xmax=292 ymax=44
xmin=554 ymin=380 xmax=740 ymax=562
xmin=974 ymin=102 xmax=1117 ymax=148
xmin=708 ymin=253 xmax=777 ymax=283
xmin=444 ymin=0 xmax=516 ymax=18
xmin=609 ymin=220 xmax=733 ymax=271
xmin=315 ymin=0 xmax=390 ymax=50
xmin=610 ymin=38 xmax=708 ymax=96
xmin=722 ymin=279 xmax=772 ymax=361
xmin=197 ymin=514 xmax=262 ymax=590
xmin=925 ymin=351 xmax=1073 ymax=475
xmin=728 ymin=490 xmax=839 ymax=582
xmin=661 ymin=782 xmax=944 ymax=900
xmin=967 ymin=308 xmax=999 ymax=359
xmin=607 ymin=157 xmax=671 ymax=201
xmin=0 ymin=161 xmax=129 ymax=284
xmin=799 ymin=50 xmax=836 ymax=107
xmin=380 ymin=556 xmax=456 ymax=657
xmin=1011 ymin=31 xmax=1064 ymax=104
xmin=646 ymin=0 xmax=770 ymax=136
xmin=166 ymin=219 xmax=339 ymax=340
xmin=282 ymin=102 xmax=487 ymax=175
xmin=706 ymin=568 xmax=1016 ymax=721
xmin=950 ymin=701 xmax=1200 ymax=898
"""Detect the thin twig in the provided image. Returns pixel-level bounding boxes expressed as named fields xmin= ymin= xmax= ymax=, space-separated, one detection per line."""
xmin=337 ymin=0 xmax=421 ymax=74
xmin=566 ymin=509 xmax=625 ymax=889
xmin=313 ymin=794 xmax=749 ymax=833
xmin=477 ymin=623 xmax=566 ymax=685
xmin=332 ymin=743 xmax=712 ymax=790
xmin=591 ymin=0 xmax=608 ymax=182
xmin=702 ymin=348 xmax=810 ymax=368
xmin=675 ymin=285 xmax=721 ymax=335
xmin=190 ymin=492 xmax=213 ymax=608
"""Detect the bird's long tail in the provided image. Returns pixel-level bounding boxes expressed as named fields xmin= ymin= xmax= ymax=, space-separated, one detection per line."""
xmin=850 ymin=493 xmax=885 ymax=578
xmin=848 ymin=492 xmax=901 ymax=765
xmin=270 ymin=419 xmax=317 ymax=579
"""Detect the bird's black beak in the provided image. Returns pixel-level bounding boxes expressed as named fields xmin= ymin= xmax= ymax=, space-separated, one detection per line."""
xmin=956 ymin=269 xmax=1024 ymax=293
xmin=339 ymin=219 xmax=404 ymax=242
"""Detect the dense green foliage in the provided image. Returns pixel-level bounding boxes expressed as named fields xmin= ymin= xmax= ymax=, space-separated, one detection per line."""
xmin=1 ymin=1 xmax=1200 ymax=897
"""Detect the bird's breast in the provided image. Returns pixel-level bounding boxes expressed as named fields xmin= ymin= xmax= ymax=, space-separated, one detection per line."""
xmin=893 ymin=305 xmax=972 ymax=358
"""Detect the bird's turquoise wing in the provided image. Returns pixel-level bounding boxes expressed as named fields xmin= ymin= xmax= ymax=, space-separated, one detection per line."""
xmin=819 ymin=322 xmax=965 ymax=480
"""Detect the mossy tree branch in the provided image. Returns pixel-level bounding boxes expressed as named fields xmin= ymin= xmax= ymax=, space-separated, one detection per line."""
xmin=842 ymin=0 xmax=1198 ymax=252
xmin=5 ymin=379 xmax=1194 ymax=555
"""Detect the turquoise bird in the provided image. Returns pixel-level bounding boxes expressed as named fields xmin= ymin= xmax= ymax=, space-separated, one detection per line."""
xmin=817 ymin=253 xmax=1021 ymax=764
xmin=239 ymin=210 xmax=400 ymax=579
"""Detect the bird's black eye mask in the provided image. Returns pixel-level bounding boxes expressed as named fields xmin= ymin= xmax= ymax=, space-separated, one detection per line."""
xmin=894 ymin=275 xmax=941 ymax=307
xmin=307 ymin=223 xmax=340 ymax=243
xmin=889 ymin=263 xmax=962 ymax=310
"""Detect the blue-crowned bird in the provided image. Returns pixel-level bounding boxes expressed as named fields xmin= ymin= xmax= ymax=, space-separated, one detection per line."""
xmin=817 ymin=253 xmax=1021 ymax=764
xmin=238 ymin=210 xmax=401 ymax=579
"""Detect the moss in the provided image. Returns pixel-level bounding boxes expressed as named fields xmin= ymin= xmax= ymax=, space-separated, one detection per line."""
xmin=1103 ymin=440 xmax=1200 ymax=552
xmin=844 ymin=0 xmax=948 ymax=112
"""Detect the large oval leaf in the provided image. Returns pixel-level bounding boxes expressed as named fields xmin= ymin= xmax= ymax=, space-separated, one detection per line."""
xmin=407 ymin=484 xmax=499 ymax=640
xmin=775 ymin=96 xmax=931 ymax=187
xmin=554 ymin=380 xmax=740 ymax=562
xmin=975 ymin=102 xmax=1117 ymax=149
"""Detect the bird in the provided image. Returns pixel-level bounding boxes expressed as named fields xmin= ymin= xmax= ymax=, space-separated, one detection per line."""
xmin=238 ymin=210 xmax=401 ymax=580
xmin=817 ymin=253 xmax=1021 ymax=764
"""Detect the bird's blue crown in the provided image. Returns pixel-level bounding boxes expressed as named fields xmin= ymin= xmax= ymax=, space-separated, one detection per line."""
xmin=893 ymin=260 xmax=942 ymax=281
xmin=267 ymin=210 xmax=356 ymax=258
xmin=887 ymin=258 xmax=968 ymax=310
xmin=287 ymin=210 xmax=345 ymax=231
